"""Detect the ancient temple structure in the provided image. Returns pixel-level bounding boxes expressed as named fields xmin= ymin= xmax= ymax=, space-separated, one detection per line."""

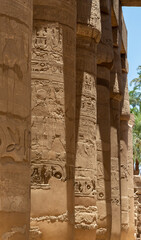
xmin=0 ymin=0 xmax=141 ymax=240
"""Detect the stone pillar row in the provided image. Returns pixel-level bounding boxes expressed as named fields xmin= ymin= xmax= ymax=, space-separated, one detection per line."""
xmin=0 ymin=1 xmax=136 ymax=240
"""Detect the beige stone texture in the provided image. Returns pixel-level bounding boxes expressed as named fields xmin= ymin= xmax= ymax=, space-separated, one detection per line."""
xmin=31 ymin=0 xmax=76 ymax=239
xmin=0 ymin=0 xmax=32 ymax=239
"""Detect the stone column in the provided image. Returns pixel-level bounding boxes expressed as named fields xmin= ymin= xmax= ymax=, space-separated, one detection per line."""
xmin=75 ymin=1 xmax=101 ymax=239
xmin=128 ymin=114 xmax=135 ymax=240
xmin=96 ymin=1 xmax=113 ymax=239
xmin=110 ymin=98 xmax=121 ymax=240
xmin=110 ymin=2 xmax=122 ymax=239
xmin=0 ymin=1 xmax=32 ymax=239
xmin=120 ymin=61 xmax=130 ymax=240
xmin=110 ymin=38 xmax=122 ymax=240
xmin=30 ymin=1 xmax=76 ymax=239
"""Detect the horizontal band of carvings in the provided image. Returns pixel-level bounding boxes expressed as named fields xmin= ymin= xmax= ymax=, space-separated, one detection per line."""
xmin=75 ymin=206 xmax=98 ymax=230
xmin=31 ymin=212 xmax=68 ymax=223
xmin=77 ymin=23 xmax=101 ymax=43
xmin=31 ymin=163 xmax=96 ymax=198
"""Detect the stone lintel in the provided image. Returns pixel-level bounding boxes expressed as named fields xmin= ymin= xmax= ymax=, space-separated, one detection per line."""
xmin=121 ymin=0 xmax=141 ymax=6
xmin=121 ymin=11 xmax=127 ymax=54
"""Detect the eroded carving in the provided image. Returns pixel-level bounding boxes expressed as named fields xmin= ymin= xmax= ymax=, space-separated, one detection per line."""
xmin=75 ymin=168 xmax=96 ymax=198
xmin=32 ymin=23 xmax=63 ymax=75
xmin=31 ymin=162 xmax=66 ymax=189
xmin=75 ymin=206 xmax=98 ymax=230
xmin=0 ymin=117 xmax=30 ymax=162
xmin=75 ymin=178 xmax=96 ymax=197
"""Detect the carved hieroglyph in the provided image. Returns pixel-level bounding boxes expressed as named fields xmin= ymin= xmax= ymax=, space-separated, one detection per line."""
xmin=31 ymin=0 xmax=76 ymax=239
xmin=0 ymin=0 xmax=32 ymax=239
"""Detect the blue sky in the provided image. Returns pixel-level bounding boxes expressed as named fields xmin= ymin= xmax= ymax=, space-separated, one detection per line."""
xmin=122 ymin=7 xmax=141 ymax=90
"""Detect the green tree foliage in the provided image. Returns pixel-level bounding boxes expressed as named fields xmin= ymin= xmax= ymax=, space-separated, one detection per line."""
xmin=129 ymin=66 xmax=141 ymax=165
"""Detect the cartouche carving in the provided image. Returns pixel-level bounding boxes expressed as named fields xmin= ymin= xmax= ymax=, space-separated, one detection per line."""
xmin=31 ymin=162 xmax=66 ymax=189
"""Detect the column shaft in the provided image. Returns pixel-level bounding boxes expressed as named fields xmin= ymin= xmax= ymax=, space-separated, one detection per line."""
xmin=0 ymin=1 xmax=32 ymax=239
xmin=31 ymin=1 xmax=76 ymax=239
xmin=75 ymin=0 xmax=101 ymax=239
xmin=96 ymin=2 xmax=113 ymax=239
